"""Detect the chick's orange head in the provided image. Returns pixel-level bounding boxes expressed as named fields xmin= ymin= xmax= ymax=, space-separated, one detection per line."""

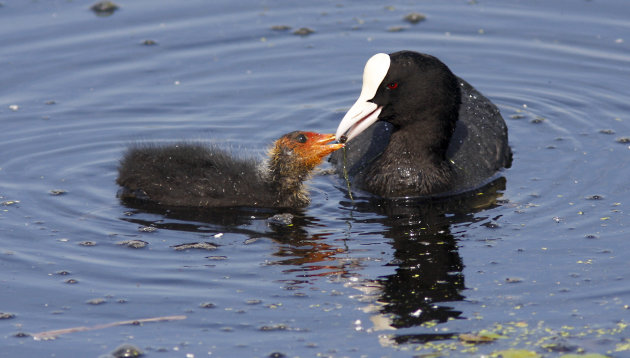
xmin=278 ymin=131 xmax=344 ymax=168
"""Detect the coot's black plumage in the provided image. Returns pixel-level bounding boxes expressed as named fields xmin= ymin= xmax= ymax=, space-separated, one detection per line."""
xmin=117 ymin=131 xmax=343 ymax=208
xmin=331 ymin=51 xmax=512 ymax=198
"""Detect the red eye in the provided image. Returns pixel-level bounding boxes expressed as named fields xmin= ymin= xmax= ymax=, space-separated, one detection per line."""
xmin=387 ymin=82 xmax=399 ymax=89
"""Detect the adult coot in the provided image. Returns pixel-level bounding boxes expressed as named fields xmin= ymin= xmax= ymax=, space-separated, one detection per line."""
xmin=117 ymin=131 xmax=343 ymax=208
xmin=331 ymin=51 xmax=512 ymax=198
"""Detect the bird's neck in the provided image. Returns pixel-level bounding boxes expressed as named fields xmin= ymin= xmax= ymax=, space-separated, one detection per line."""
xmin=371 ymin=119 xmax=455 ymax=196
xmin=387 ymin=118 xmax=452 ymax=166
xmin=265 ymin=150 xmax=311 ymax=207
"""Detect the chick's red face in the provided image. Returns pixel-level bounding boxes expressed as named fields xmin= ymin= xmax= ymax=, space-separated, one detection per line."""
xmin=281 ymin=131 xmax=344 ymax=168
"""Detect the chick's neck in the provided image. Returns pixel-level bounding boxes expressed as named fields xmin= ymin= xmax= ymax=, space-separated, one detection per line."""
xmin=266 ymin=144 xmax=313 ymax=207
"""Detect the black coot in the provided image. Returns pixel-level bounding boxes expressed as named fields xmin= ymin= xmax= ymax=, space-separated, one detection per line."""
xmin=331 ymin=50 xmax=512 ymax=198
xmin=117 ymin=131 xmax=343 ymax=208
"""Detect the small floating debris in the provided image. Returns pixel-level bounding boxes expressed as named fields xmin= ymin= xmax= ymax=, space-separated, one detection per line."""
xmin=267 ymin=213 xmax=293 ymax=226
xmin=137 ymin=226 xmax=156 ymax=233
xmin=78 ymin=241 xmax=96 ymax=246
xmin=491 ymin=349 xmax=539 ymax=358
xmin=109 ymin=344 xmax=144 ymax=358
xmin=90 ymin=1 xmax=119 ymax=16
xmin=86 ymin=298 xmax=106 ymax=305
xmin=387 ymin=26 xmax=407 ymax=32
xmin=585 ymin=194 xmax=604 ymax=200
xmin=271 ymin=25 xmax=291 ymax=31
xmin=259 ymin=323 xmax=289 ymax=331
xmin=599 ymin=129 xmax=615 ymax=134
xmin=206 ymin=255 xmax=227 ymax=260
xmin=505 ymin=277 xmax=523 ymax=284
xmin=1 ymin=200 xmax=19 ymax=206
xmin=293 ymin=27 xmax=314 ymax=36
xmin=171 ymin=242 xmax=218 ymax=251
xmin=32 ymin=316 xmax=185 ymax=341
xmin=244 ymin=237 xmax=259 ymax=245
xmin=117 ymin=240 xmax=148 ymax=249
xmin=142 ymin=39 xmax=157 ymax=46
xmin=530 ymin=116 xmax=546 ymax=124
xmin=45 ymin=100 xmax=56 ymax=105
xmin=615 ymin=136 xmax=630 ymax=143
xmin=49 ymin=189 xmax=67 ymax=196
xmin=199 ymin=302 xmax=216 ymax=309
xmin=0 ymin=312 xmax=16 ymax=320
xmin=459 ymin=330 xmax=504 ymax=343
xmin=403 ymin=12 xmax=426 ymax=24
xmin=510 ymin=114 xmax=525 ymax=119
xmin=65 ymin=278 xmax=79 ymax=284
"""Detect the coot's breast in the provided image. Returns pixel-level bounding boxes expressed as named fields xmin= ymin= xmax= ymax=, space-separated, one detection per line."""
xmin=329 ymin=121 xmax=393 ymax=178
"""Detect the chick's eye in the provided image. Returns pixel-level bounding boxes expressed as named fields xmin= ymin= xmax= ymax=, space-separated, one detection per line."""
xmin=387 ymin=82 xmax=399 ymax=90
xmin=296 ymin=134 xmax=307 ymax=143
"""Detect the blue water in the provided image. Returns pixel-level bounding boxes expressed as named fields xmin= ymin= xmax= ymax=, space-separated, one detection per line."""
xmin=1 ymin=0 xmax=629 ymax=357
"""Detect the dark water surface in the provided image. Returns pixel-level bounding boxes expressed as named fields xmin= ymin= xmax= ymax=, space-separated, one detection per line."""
xmin=1 ymin=0 xmax=629 ymax=357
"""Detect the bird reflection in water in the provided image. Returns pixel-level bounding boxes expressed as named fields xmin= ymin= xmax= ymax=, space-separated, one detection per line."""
xmin=337 ymin=176 xmax=508 ymax=344
xmin=118 ymin=175 xmax=507 ymax=345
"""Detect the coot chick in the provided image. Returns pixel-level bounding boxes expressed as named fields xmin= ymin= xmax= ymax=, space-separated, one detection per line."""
xmin=331 ymin=50 xmax=512 ymax=198
xmin=117 ymin=131 xmax=343 ymax=208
